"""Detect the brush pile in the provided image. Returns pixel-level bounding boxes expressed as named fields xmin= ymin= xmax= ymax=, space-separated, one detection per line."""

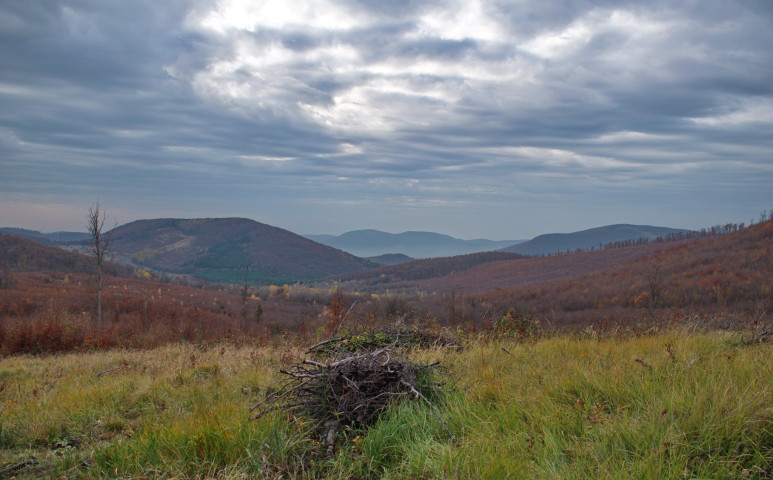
xmin=308 ymin=324 xmax=462 ymax=357
xmin=251 ymin=335 xmax=452 ymax=456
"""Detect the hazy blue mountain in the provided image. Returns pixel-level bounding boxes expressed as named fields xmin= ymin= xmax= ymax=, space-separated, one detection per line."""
xmin=0 ymin=227 xmax=91 ymax=245
xmin=500 ymin=224 xmax=692 ymax=256
xmin=304 ymin=234 xmax=337 ymax=243
xmin=305 ymin=229 xmax=523 ymax=258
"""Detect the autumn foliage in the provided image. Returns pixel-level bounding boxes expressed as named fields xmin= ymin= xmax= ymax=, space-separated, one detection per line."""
xmin=1 ymin=219 xmax=771 ymax=354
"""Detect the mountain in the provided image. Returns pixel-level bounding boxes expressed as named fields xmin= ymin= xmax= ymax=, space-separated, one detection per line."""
xmin=0 ymin=232 xmax=132 ymax=277
xmin=499 ymin=224 xmax=692 ymax=256
xmin=105 ymin=218 xmax=377 ymax=284
xmin=367 ymin=253 xmax=415 ymax=266
xmin=330 ymin=222 xmax=762 ymax=296
xmin=305 ymin=229 xmax=522 ymax=258
xmin=0 ymin=227 xmax=91 ymax=245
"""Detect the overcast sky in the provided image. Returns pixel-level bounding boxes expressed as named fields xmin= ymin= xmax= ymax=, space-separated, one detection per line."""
xmin=1 ymin=0 xmax=771 ymax=240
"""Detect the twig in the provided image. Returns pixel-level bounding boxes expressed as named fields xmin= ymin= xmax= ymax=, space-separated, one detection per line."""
xmin=0 ymin=457 xmax=37 ymax=475
xmin=330 ymin=301 xmax=357 ymax=338
xmin=94 ymin=367 xmax=121 ymax=378
xmin=328 ymin=349 xmax=388 ymax=368
xmin=665 ymin=343 xmax=677 ymax=362
xmin=300 ymin=359 xmax=326 ymax=369
xmin=322 ymin=419 xmax=339 ymax=458
xmin=459 ymin=379 xmax=482 ymax=392
xmin=635 ymin=358 xmax=652 ymax=369
xmin=501 ymin=347 xmax=512 ymax=355
xmin=305 ymin=337 xmax=343 ymax=354
xmin=399 ymin=380 xmax=456 ymax=442
xmin=250 ymin=378 xmax=314 ymax=416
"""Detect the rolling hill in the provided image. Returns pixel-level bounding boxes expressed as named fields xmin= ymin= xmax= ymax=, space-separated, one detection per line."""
xmin=0 ymin=227 xmax=91 ymax=245
xmin=500 ymin=224 xmax=691 ymax=256
xmin=330 ymin=242 xmax=668 ymax=294
xmin=0 ymin=232 xmax=133 ymax=278
xmin=328 ymin=220 xmax=770 ymax=314
xmin=305 ymin=229 xmax=522 ymax=258
xmin=105 ymin=218 xmax=377 ymax=284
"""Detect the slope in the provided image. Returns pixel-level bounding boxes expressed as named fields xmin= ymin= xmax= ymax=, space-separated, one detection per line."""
xmin=0 ymin=232 xmax=133 ymax=278
xmin=0 ymin=227 xmax=91 ymax=245
xmin=331 ymin=242 xmax=667 ymax=294
xmin=107 ymin=218 xmax=377 ymax=284
xmin=500 ymin=224 xmax=691 ymax=256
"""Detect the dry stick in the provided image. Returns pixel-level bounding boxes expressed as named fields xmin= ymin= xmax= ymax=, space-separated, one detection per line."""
xmin=250 ymin=377 xmax=314 ymax=415
xmin=635 ymin=358 xmax=652 ymax=369
xmin=665 ymin=343 xmax=677 ymax=362
xmin=322 ymin=419 xmax=339 ymax=457
xmin=94 ymin=366 xmax=121 ymax=378
xmin=305 ymin=337 xmax=344 ymax=354
xmin=0 ymin=458 xmax=36 ymax=475
xmin=305 ymin=301 xmax=358 ymax=354
xmin=301 ymin=359 xmax=326 ymax=369
xmin=399 ymin=380 xmax=456 ymax=443
xmin=327 ymin=349 xmax=389 ymax=369
xmin=330 ymin=301 xmax=357 ymax=338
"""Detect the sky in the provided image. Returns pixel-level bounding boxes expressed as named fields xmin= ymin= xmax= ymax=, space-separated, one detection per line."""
xmin=1 ymin=0 xmax=771 ymax=240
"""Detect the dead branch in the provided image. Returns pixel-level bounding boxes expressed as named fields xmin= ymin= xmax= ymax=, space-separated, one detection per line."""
xmin=0 ymin=457 xmax=37 ymax=475
xmin=94 ymin=367 xmax=121 ymax=378
xmin=305 ymin=337 xmax=344 ymax=354
xmin=635 ymin=358 xmax=652 ymax=369
xmin=330 ymin=301 xmax=357 ymax=338
xmin=399 ymin=380 xmax=456 ymax=442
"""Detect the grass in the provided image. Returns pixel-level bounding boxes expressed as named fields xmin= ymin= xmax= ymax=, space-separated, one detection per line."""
xmin=0 ymin=330 xmax=771 ymax=479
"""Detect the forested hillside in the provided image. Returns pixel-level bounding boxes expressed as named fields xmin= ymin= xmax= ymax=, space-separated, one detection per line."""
xmin=106 ymin=218 xmax=377 ymax=284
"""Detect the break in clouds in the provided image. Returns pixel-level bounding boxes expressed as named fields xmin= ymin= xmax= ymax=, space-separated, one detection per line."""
xmin=1 ymin=0 xmax=771 ymax=237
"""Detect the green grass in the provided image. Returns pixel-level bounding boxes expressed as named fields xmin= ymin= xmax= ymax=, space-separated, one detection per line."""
xmin=0 ymin=331 xmax=771 ymax=479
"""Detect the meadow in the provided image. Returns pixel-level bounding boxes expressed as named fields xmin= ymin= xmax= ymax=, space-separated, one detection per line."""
xmin=1 ymin=328 xmax=771 ymax=479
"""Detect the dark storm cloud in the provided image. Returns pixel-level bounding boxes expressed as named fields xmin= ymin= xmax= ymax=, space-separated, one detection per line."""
xmin=0 ymin=0 xmax=771 ymax=237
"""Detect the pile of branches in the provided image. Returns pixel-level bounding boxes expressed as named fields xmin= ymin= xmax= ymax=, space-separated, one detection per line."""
xmin=308 ymin=324 xmax=462 ymax=358
xmin=251 ymin=345 xmax=452 ymax=456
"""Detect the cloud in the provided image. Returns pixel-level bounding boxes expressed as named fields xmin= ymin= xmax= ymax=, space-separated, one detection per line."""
xmin=0 ymin=0 xmax=771 ymax=238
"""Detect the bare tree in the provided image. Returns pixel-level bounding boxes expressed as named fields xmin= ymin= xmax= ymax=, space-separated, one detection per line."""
xmin=86 ymin=201 xmax=114 ymax=327
xmin=646 ymin=266 xmax=664 ymax=320
xmin=0 ymin=252 xmax=13 ymax=290
xmin=241 ymin=263 xmax=251 ymax=332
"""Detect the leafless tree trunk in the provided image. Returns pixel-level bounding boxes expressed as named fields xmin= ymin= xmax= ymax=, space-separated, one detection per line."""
xmin=241 ymin=263 xmax=250 ymax=332
xmin=86 ymin=201 xmax=113 ymax=328
xmin=646 ymin=266 xmax=664 ymax=320
xmin=0 ymin=252 xmax=12 ymax=290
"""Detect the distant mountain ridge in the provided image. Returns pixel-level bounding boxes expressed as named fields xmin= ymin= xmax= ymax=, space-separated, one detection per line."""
xmin=105 ymin=218 xmax=377 ymax=284
xmin=0 ymin=227 xmax=90 ymax=245
xmin=500 ymin=224 xmax=692 ymax=256
xmin=1 ymin=221 xmax=693 ymax=284
xmin=305 ymin=229 xmax=522 ymax=258
xmin=0 ymin=232 xmax=132 ymax=277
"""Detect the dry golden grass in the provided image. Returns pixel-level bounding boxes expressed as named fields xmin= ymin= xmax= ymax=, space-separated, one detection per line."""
xmin=1 ymin=329 xmax=771 ymax=479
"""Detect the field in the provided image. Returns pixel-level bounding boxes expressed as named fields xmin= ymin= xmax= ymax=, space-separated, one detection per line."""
xmin=0 ymin=329 xmax=771 ymax=479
